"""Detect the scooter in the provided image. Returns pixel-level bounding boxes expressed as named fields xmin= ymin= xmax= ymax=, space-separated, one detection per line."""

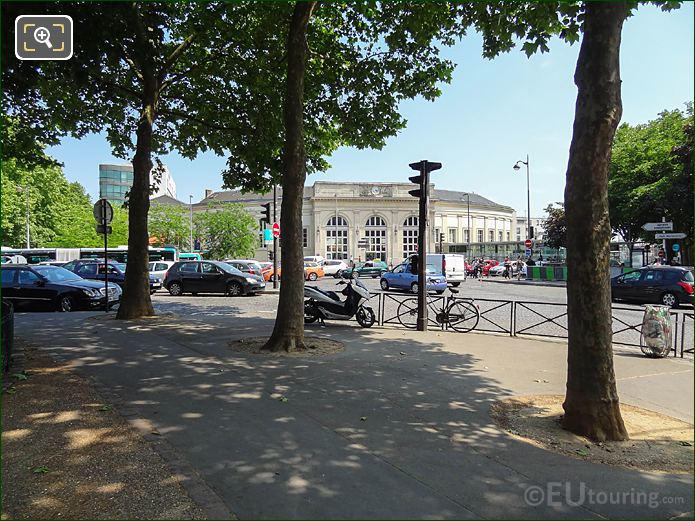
xmin=304 ymin=276 xmax=376 ymax=327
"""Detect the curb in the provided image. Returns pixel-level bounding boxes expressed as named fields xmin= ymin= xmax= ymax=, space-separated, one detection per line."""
xmin=479 ymin=278 xmax=566 ymax=288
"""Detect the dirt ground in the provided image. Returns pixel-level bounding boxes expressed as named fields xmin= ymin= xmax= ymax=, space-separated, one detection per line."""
xmin=228 ymin=336 xmax=344 ymax=356
xmin=1 ymin=344 xmax=205 ymax=520
xmin=491 ymin=395 xmax=694 ymax=474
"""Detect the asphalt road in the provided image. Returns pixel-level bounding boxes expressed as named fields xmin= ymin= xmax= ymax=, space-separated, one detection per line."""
xmin=150 ymin=276 xmax=693 ymax=358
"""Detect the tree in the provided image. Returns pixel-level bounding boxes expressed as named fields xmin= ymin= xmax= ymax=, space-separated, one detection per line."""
xmin=669 ymin=115 xmax=693 ymax=264
xmin=48 ymin=204 xmax=129 ymax=248
xmin=148 ymin=203 xmax=190 ymax=249
xmin=562 ymin=2 xmax=631 ymax=442
xmin=543 ymin=203 xmax=566 ymax=250
xmin=2 ymin=2 xmax=227 ymax=319
xmin=1 ymin=157 xmax=94 ymax=247
xmin=609 ymin=105 xmax=693 ymax=266
xmin=193 ymin=203 xmax=257 ymax=260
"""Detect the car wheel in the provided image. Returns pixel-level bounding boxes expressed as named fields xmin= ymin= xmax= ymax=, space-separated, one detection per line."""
xmin=57 ymin=295 xmax=75 ymax=312
xmin=353 ymin=271 xmax=360 ymax=278
xmin=451 ymin=282 xmax=461 ymax=287
xmin=411 ymin=282 xmax=418 ymax=294
xmin=436 ymin=290 xmax=445 ymax=295
xmin=308 ymin=272 xmax=318 ymax=281
xmin=168 ymin=282 xmax=183 ymax=296
xmin=227 ymin=281 xmax=242 ymax=297
xmin=661 ymin=292 xmax=678 ymax=308
xmin=380 ymin=279 xmax=389 ymax=291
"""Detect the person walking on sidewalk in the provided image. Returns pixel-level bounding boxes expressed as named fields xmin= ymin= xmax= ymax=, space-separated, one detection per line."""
xmin=503 ymin=257 xmax=511 ymax=279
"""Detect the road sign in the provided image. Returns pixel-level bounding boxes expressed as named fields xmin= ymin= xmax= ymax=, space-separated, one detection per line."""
xmin=272 ymin=222 xmax=280 ymax=238
xmin=642 ymin=221 xmax=673 ymax=232
xmin=93 ymin=198 xmax=113 ymax=224
xmin=654 ymin=232 xmax=686 ymax=239
xmin=672 ymin=243 xmax=681 ymax=252
xmin=357 ymin=240 xmax=369 ymax=249
xmin=263 ymin=229 xmax=272 ymax=242
xmin=524 ymin=239 xmax=532 ymax=248
xmin=525 ymin=248 xmax=532 ymax=256
xmin=95 ymin=224 xmax=112 ymax=235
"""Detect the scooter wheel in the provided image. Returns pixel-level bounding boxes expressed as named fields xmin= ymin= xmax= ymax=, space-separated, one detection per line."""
xmin=356 ymin=307 xmax=375 ymax=328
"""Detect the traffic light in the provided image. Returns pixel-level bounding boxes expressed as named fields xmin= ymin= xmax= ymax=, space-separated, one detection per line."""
xmin=408 ymin=161 xmax=442 ymax=199
xmin=439 ymin=233 xmax=445 ymax=243
xmin=261 ymin=202 xmax=271 ymax=224
xmin=529 ymin=226 xmax=534 ymax=239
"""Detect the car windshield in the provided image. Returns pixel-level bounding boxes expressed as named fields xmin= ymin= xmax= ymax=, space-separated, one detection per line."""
xmin=305 ymin=262 xmax=318 ymax=267
xmin=33 ymin=266 xmax=84 ymax=282
xmin=683 ymin=271 xmax=694 ymax=283
xmin=114 ymin=263 xmax=127 ymax=272
xmin=425 ymin=264 xmax=439 ymax=274
xmin=218 ymin=262 xmax=244 ymax=276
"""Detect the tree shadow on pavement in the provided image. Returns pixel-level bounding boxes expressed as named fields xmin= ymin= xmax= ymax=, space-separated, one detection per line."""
xmin=11 ymin=312 xmax=694 ymax=520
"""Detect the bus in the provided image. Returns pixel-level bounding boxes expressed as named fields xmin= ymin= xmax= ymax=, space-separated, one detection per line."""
xmin=0 ymin=246 xmax=179 ymax=264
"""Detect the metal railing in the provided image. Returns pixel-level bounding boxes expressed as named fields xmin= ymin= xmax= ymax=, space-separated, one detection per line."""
xmin=372 ymin=291 xmax=693 ymax=357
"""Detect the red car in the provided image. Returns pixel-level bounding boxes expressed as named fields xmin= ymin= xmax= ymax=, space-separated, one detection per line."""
xmin=482 ymin=260 xmax=499 ymax=276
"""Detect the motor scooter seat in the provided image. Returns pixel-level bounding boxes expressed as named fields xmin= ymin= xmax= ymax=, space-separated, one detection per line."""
xmin=308 ymin=286 xmax=342 ymax=301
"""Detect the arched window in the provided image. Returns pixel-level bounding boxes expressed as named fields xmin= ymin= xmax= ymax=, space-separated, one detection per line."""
xmin=326 ymin=216 xmax=349 ymax=260
xmin=364 ymin=216 xmax=387 ymax=261
xmin=402 ymin=216 xmax=418 ymax=259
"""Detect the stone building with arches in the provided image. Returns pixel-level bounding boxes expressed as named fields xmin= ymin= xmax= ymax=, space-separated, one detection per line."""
xmin=193 ymin=181 xmax=516 ymax=265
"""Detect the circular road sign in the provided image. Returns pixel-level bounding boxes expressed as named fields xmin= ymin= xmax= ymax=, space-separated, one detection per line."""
xmin=524 ymin=239 xmax=533 ymax=248
xmin=93 ymin=198 xmax=114 ymax=224
xmin=672 ymin=243 xmax=680 ymax=252
xmin=272 ymin=222 xmax=280 ymax=238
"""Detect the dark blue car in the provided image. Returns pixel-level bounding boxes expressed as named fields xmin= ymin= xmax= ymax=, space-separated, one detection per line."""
xmin=63 ymin=259 xmax=162 ymax=294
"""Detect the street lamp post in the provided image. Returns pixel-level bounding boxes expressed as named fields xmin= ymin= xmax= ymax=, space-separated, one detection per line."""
xmin=513 ymin=154 xmax=531 ymax=244
xmin=16 ymin=186 xmax=30 ymax=248
xmin=189 ymin=195 xmax=193 ymax=252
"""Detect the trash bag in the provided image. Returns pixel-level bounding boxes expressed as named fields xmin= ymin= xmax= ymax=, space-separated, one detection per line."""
xmin=640 ymin=304 xmax=673 ymax=358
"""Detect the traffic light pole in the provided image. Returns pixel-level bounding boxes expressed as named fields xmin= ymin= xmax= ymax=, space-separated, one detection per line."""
xmin=273 ymin=185 xmax=278 ymax=289
xmin=417 ymin=163 xmax=429 ymax=331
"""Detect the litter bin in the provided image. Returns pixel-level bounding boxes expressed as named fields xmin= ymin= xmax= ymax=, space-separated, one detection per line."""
xmin=640 ymin=304 xmax=673 ymax=358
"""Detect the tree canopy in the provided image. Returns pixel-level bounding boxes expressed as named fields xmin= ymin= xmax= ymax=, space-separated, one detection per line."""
xmin=193 ymin=203 xmax=257 ymax=260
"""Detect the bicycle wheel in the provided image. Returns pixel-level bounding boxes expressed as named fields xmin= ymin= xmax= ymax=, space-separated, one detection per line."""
xmin=396 ymin=298 xmax=419 ymax=329
xmin=447 ymin=300 xmax=480 ymax=333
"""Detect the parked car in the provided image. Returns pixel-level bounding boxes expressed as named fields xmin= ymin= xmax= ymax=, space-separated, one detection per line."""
xmin=379 ymin=261 xmax=447 ymax=294
xmin=1 ymin=254 xmax=27 ymax=264
xmin=304 ymin=261 xmax=325 ymax=281
xmin=489 ymin=261 xmax=525 ymax=277
xmin=148 ymin=260 xmax=175 ymax=280
xmin=426 ymin=254 xmax=467 ymax=286
xmin=1 ymin=264 xmax=121 ymax=312
xmin=259 ymin=262 xmax=282 ymax=282
xmin=323 ymin=259 xmax=348 ymax=277
xmin=611 ymin=266 xmax=694 ymax=308
xmin=224 ymin=259 xmax=264 ymax=276
xmin=164 ymin=260 xmax=265 ymax=296
xmin=63 ymin=259 xmax=162 ymax=294
xmin=338 ymin=260 xmax=388 ymax=279
xmin=304 ymin=255 xmax=325 ymax=265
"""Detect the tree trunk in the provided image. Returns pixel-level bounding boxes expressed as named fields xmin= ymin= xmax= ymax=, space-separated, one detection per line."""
xmin=562 ymin=1 xmax=629 ymax=442
xmin=117 ymin=88 xmax=157 ymax=319
xmin=262 ymin=1 xmax=316 ymax=352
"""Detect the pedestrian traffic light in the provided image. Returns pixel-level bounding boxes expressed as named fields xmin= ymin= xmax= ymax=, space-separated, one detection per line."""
xmin=261 ymin=202 xmax=271 ymax=224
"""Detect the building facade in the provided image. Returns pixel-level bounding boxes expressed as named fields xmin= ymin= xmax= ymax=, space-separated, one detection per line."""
xmin=99 ymin=163 xmax=176 ymax=205
xmin=194 ymin=182 xmax=516 ymax=264
xmin=515 ymin=217 xmax=548 ymax=242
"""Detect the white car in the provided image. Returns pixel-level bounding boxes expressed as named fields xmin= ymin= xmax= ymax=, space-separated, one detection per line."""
xmin=322 ymin=259 xmax=348 ymax=276
xmin=148 ymin=260 xmax=175 ymax=280
xmin=490 ymin=262 xmax=526 ymax=277
xmin=303 ymin=255 xmax=325 ymax=265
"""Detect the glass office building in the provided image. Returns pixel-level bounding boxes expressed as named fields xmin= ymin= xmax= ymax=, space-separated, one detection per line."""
xmin=99 ymin=164 xmax=134 ymax=205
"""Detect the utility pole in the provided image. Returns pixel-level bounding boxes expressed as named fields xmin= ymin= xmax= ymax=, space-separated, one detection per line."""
xmin=409 ymin=160 xmax=442 ymax=331
xmin=466 ymin=193 xmax=471 ymax=258
xmin=273 ymin=185 xmax=278 ymax=289
xmin=189 ymin=195 xmax=193 ymax=252
xmin=25 ymin=189 xmax=30 ymax=248
xmin=334 ymin=193 xmax=338 ymax=260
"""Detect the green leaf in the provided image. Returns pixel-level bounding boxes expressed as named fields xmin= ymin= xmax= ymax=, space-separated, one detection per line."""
xmin=31 ymin=465 xmax=49 ymax=474
xmin=12 ymin=373 xmax=28 ymax=381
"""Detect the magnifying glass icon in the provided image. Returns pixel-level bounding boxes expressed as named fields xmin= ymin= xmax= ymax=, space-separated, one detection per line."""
xmin=33 ymin=26 xmax=53 ymax=49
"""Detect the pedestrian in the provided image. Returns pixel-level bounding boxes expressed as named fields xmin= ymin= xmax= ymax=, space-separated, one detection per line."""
xmin=503 ymin=256 xmax=511 ymax=279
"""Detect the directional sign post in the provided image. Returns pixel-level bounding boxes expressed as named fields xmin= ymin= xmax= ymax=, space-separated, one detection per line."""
xmin=642 ymin=222 xmax=673 ymax=232
xmin=654 ymin=232 xmax=687 ymax=239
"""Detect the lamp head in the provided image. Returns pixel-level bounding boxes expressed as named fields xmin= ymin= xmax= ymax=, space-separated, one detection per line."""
xmin=513 ymin=162 xmax=521 ymax=171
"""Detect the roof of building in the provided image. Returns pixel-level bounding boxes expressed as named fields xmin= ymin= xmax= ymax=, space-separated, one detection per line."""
xmin=194 ymin=183 xmax=512 ymax=212
xmin=151 ymin=194 xmax=186 ymax=206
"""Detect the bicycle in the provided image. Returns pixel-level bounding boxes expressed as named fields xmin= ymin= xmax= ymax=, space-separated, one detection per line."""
xmin=396 ymin=286 xmax=480 ymax=332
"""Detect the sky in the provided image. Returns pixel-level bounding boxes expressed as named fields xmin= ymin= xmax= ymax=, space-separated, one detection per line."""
xmin=47 ymin=3 xmax=694 ymax=218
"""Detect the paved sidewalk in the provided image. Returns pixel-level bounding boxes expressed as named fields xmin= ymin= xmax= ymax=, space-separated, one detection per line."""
xmin=12 ymin=312 xmax=693 ymax=519
xmin=480 ymin=277 xmax=567 ymax=287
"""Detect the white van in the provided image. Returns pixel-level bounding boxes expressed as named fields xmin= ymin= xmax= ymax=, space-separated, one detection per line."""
xmin=426 ymin=254 xmax=467 ymax=286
